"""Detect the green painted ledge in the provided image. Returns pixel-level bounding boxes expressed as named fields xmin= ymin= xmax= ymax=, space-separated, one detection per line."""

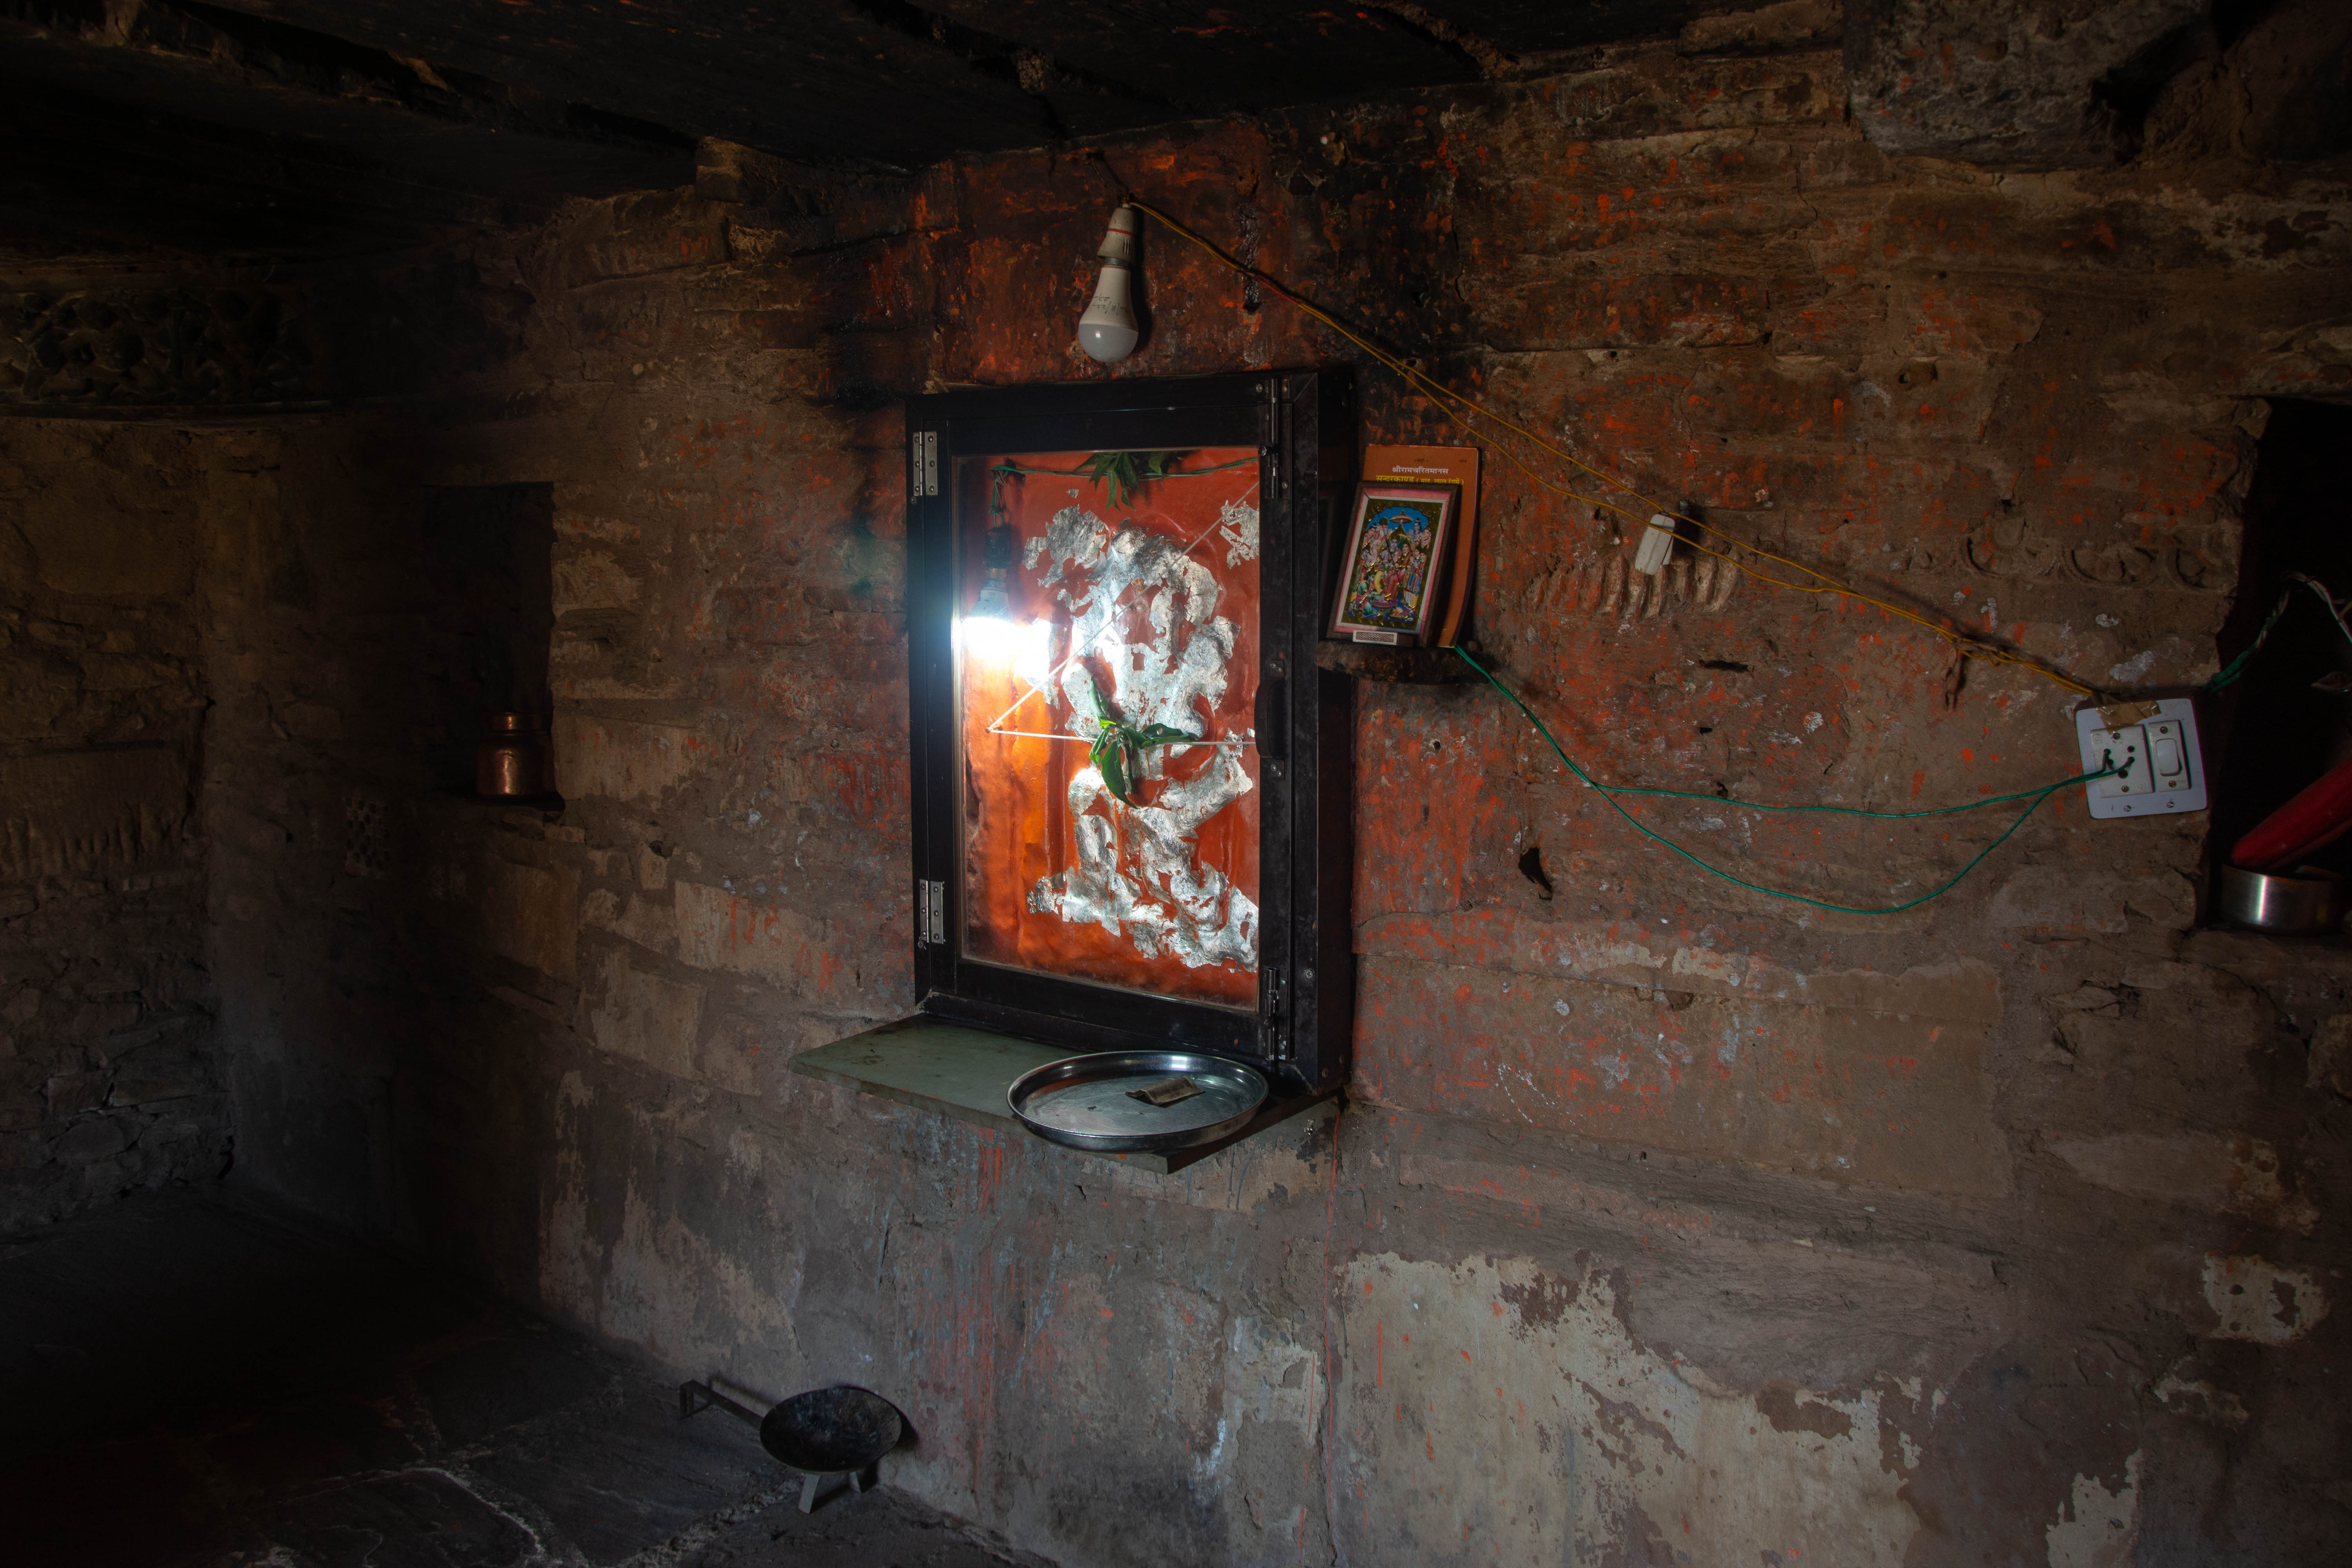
xmin=789 ymin=1014 xmax=1334 ymax=1174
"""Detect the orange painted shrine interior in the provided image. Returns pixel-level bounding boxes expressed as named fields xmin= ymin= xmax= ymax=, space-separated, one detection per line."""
xmin=956 ymin=447 xmax=1261 ymax=1007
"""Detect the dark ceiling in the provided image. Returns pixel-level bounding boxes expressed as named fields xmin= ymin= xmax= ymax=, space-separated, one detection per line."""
xmin=1 ymin=0 xmax=1733 ymax=262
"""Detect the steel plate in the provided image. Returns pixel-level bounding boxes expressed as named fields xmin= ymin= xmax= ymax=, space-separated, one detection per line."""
xmin=1007 ymin=1050 xmax=1268 ymax=1152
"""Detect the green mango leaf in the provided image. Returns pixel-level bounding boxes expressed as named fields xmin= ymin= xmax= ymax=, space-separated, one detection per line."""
xmin=1074 ymin=667 xmax=1203 ymax=804
xmin=1098 ymin=737 xmax=1129 ymax=802
xmin=1076 ymin=451 xmax=1133 ymax=506
xmin=1069 ymin=449 xmax=1194 ymax=508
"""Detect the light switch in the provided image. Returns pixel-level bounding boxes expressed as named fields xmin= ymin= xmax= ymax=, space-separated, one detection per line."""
xmin=2147 ymin=719 xmax=2188 ymax=784
xmin=2074 ymin=700 xmax=2206 ymax=820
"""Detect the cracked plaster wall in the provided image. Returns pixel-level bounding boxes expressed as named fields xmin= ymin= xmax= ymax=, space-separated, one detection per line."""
xmin=16 ymin=4 xmax=2350 ymax=1563
xmin=0 ymin=423 xmax=225 ymax=1230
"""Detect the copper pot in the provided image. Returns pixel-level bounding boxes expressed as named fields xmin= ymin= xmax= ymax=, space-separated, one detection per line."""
xmin=477 ymin=712 xmax=553 ymax=799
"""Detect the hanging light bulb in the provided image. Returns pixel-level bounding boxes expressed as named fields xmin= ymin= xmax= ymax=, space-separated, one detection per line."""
xmin=1077 ymin=204 xmax=1140 ymax=363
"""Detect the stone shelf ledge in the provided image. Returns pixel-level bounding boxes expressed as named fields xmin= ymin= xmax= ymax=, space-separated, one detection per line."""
xmin=1312 ymin=639 xmax=1488 ymax=684
xmin=418 ymin=789 xmax=568 ymax=814
xmin=789 ymin=1015 xmax=1334 ymax=1174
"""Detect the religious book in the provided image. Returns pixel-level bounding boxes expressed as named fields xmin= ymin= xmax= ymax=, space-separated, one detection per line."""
xmin=1360 ymin=443 xmax=1479 ymax=646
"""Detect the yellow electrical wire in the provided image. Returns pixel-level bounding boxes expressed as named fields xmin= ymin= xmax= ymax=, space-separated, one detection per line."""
xmin=1123 ymin=198 xmax=2103 ymax=701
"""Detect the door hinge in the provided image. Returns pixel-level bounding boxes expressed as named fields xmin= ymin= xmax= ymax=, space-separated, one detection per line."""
xmin=911 ymin=431 xmax=939 ymax=497
xmin=918 ymin=878 xmax=946 ymax=946
xmin=1261 ymin=966 xmax=1293 ymax=1062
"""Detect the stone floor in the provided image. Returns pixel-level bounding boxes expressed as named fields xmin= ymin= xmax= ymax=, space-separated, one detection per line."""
xmin=0 ymin=1188 xmax=1055 ymax=1568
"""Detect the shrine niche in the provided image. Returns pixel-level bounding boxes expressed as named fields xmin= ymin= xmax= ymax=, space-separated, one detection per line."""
xmin=903 ymin=373 xmax=1353 ymax=1094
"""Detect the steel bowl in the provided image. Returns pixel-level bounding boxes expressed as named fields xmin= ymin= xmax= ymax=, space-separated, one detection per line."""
xmin=2216 ymin=862 xmax=2344 ymax=935
xmin=1007 ymin=1050 xmax=1268 ymax=1153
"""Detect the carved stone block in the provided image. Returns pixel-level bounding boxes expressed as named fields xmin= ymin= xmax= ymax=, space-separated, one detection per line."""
xmin=0 ymin=748 xmax=191 ymax=880
xmin=2 ymin=289 xmax=311 ymax=407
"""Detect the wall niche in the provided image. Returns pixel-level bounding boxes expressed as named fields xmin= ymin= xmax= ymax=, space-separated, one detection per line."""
xmin=418 ymin=483 xmax=555 ymax=795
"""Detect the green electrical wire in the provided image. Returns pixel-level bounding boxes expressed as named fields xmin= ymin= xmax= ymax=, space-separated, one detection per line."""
xmin=2205 ymin=572 xmax=2352 ymax=692
xmin=1452 ymin=647 xmax=2112 ymax=916
xmin=2299 ymin=570 xmax=2352 ymax=647
xmin=2204 ymin=590 xmax=2291 ymax=693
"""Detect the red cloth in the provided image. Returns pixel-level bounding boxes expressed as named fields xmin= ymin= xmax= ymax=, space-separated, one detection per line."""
xmin=2232 ymin=752 xmax=2352 ymax=869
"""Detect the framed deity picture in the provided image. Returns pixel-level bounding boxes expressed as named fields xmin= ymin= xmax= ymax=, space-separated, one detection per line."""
xmin=902 ymin=372 xmax=1356 ymax=1096
xmin=1327 ymin=482 xmax=1457 ymax=646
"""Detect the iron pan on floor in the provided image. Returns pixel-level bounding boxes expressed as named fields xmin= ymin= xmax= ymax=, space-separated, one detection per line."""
xmin=760 ymin=1386 xmax=902 ymax=1477
xmin=680 ymin=1381 xmax=902 ymax=1512
xmin=1007 ymin=1050 xmax=1268 ymax=1153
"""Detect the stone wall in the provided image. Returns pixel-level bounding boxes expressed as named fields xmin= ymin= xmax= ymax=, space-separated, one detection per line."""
xmin=187 ymin=418 xmax=561 ymax=1238
xmin=146 ymin=7 xmax=2352 ymax=1564
xmin=0 ymin=423 xmax=224 ymax=1230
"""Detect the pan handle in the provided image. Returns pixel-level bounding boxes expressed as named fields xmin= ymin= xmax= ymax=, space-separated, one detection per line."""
xmin=679 ymin=1379 xmax=766 ymax=1428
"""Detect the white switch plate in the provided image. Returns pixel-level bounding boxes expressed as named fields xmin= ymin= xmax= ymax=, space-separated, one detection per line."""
xmin=2075 ymin=698 xmax=2207 ymax=819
